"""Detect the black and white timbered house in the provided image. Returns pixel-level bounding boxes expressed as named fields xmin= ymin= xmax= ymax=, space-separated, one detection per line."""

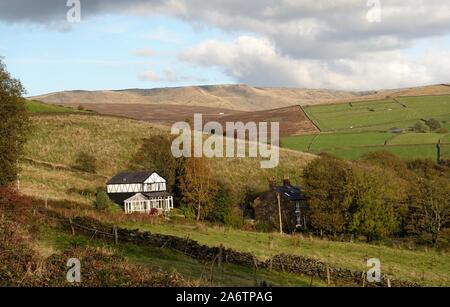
xmin=106 ymin=171 xmax=174 ymax=214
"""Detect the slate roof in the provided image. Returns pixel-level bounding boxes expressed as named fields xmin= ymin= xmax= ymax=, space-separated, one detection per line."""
xmin=276 ymin=184 xmax=305 ymax=201
xmin=107 ymin=171 xmax=154 ymax=184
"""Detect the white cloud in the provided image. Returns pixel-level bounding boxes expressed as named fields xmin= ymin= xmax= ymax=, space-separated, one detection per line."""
xmin=180 ymin=36 xmax=450 ymax=90
xmin=2 ymin=1 xmax=450 ymax=89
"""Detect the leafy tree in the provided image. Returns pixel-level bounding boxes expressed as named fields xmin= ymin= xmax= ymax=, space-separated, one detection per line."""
xmin=361 ymin=151 xmax=411 ymax=180
xmin=94 ymin=187 xmax=111 ymax=210
xmin=74 ymin=152 xmax=97 ymax=173
xmin=348 ymin=164 xmax=403 ymax=242
xmin=207 ymin=182 xmax=232 ymax=224
xmin=408 ymin=176 xmax=450 ymax=245
xmin=303 ymin=155 xmax=355 ymax=235
xmin=425 ymin=118 xmax=441 ymax=131
xmin=131 ymin=135 xmax=184 ymax=193
xmin=407 ymin=158 xmax=449 ymax=180
xmin=179 ymin=156 xmax=218 ymax=221
xmin=413 ymin=121 xmax=429 ymax=133
xmin=0 ymin=58 xmax=29 ymax=186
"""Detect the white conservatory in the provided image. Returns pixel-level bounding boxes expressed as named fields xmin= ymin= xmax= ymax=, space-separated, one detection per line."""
xmin=106 ymin=171 xmax=174 ymax=214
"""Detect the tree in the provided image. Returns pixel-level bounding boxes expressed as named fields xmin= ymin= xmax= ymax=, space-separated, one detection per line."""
xmin=302 ymin=155 xmax=355 ymax=235
xmin=74 ymin=152 xmax=97 ymax=173
xmin=0 ymin=59 xmax=29 ymax=186
xmin=179 ymin=156 xmax=218 ymax=221
xmin=207 ymin=182 xmax=232 ymax=224
xmin=413 ymin=121 xmax=429 ymax=133
xmin=408 ymin=176 xmax=450 ymax=245
xmin=131 ymin=135 xmax=184 ymax=193
xmin=425 ymin=118 xmax=441 ymax=131
xmin=361 ymin=151 xmax=412 ymax=181
xmin=348 ymin=164 xmax=404 ymax=242
xmin=94 ymin=187 xmax=111 ymax=210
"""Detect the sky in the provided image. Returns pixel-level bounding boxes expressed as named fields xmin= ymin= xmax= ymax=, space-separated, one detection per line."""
xmin=0 ymin=0 xmax=449 ymax=96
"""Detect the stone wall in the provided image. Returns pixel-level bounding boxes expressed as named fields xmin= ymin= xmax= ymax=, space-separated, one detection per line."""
xmin=45 ymin=210 xmax=420 ymax=287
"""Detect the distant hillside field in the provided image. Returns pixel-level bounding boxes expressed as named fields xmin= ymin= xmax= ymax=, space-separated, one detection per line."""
xmin=31 ymin=84 xmax=366 ymax=112
xmin=283 ymin=95 xmax=450 ymax=160
xmin=303 ymin=95 xmax=450 ymax=132
xmin=25 ymin=100 xmax=84 ymax=113
xmin=31 ymin=83 xmax=450 ymax=112
xmin=21 ymin=114 xmax=314 ymax=205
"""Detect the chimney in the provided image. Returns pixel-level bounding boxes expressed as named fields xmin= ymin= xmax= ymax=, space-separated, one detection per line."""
xmin=283 ymin=176 xmax=291 ymax=187
xmin=268 ymin=176 xmax=277 ymax=190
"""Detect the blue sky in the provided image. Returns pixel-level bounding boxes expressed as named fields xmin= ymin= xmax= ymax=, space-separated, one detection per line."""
xmin=1 ymin=14 xmax=236 ymax=96
xmin=1 ymin=1 xmax=449 ymax=95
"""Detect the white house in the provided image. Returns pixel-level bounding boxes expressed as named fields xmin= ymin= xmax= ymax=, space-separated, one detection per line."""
xmin=106 ymin=171 xmax=174 ymax=214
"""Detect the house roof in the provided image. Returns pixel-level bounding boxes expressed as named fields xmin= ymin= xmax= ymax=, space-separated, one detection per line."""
xmin=124 ymin=193 xmax=148 ymax=202
xmin=276 ymin=184 xmax=304 ymax=201
xmin=107 ymin=171 xmax=154 ymax=185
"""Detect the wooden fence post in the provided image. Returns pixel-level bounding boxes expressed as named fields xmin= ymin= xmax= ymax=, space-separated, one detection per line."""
xmin=218 ymin=244 xmax=223 ymax=270
xmin=69 ymin=218 xmax=75 ymax=236
xmin=113 ymin=226 xmax=118 ymax=245
xmin=326 ymin=265 xmax=331 ymax=286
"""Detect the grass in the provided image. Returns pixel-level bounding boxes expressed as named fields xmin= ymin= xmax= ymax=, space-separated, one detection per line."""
xmin=282 ymin=132 xmax=450 ymax=160
xmin=39 ymin=228 xmax=324 ymax=287
xmin=303 ymin=95 xmax=450 ymax=133
xmin=25 ymin=100 xmax=85 ymax=113
xmin=121 ymin=220 xmax=450 ymax=286
xmin=284 ymin=95 xmax=450 ymax=160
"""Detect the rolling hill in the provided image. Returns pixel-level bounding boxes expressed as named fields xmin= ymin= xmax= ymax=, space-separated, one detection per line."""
xmin=31 ymin=83 xmax=450 ymax=112
xmin=31 ymin=84 xmax=367 ymax=112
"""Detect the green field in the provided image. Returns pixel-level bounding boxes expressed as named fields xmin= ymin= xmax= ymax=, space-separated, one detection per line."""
xmin=286 ymin=95 xmax=450 ymax=160
xmin=40 ymin=228 xmax=322 ymax=287
xmin=282 ymin=131 xmax=450 ymax=160
xmin=25 ymin=100 xmax=85 ymax=113
xmin=120 ymin=220 xmax=450 ymax=286
xmin=303 ymin=95 xmax=450 ymax=132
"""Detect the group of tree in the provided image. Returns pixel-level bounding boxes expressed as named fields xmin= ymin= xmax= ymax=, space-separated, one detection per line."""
xmin=131 ymin=134 xmax=235 ymax=225
xmin=303 ymin=152 xmax=449 ymax=244
xmin=0 ymin=58 xmax=29 ymax=187
xmin=413 ymin=118 xmax=445 ymax=133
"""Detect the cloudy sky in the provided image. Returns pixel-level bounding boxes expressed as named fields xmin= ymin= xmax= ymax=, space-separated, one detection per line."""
xmin=1 ymin=0 xmax=449 ymax=95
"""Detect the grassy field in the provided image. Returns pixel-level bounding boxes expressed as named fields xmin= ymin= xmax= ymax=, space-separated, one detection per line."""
xmin=303 ymin=95 xmax=450 ymax=132
xmin=20 ymin=114 xmax=314 ymax=205
xmin=25 ymin=100 xmax=85 ymax=113
xmin=282 ymin=131 xmax=450 ymax=160
xmin=120 ymin=220 xmax=449 ymax=286
xmin=39 ymin=228 xmax=324 ymax=287
xmin=285 ymin=95 xmax=450 ymax=159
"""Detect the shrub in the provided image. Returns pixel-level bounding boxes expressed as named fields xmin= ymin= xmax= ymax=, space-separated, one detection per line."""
xmin=425 ymin=118 xmax=441 ymax=131
xmin=436 ymin=128 xmax=449 ymax=134
xmin=93 ymin=188 xmax=111 ymax=211
xmin=207 ymin=183 xmax=233 ymax=224
xmin=413 ymin=121 xmax=429 ymax=133
xmin=74 ymin=152 xmax=97 ymax=173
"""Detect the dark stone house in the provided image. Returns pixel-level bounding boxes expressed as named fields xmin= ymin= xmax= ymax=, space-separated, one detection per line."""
xmin=253 ymin=177 xmax=307 ymax=233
